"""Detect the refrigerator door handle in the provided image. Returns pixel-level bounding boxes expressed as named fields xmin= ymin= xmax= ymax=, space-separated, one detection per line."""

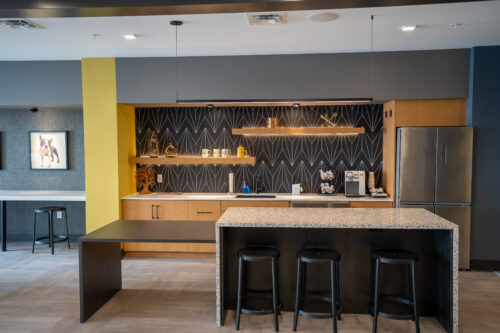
xmin=441 ymin=142 xmax=448 ymax=163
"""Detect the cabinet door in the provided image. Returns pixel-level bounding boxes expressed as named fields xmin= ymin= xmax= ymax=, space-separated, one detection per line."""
xmin=122 ymin=200 xmax=156 ymax=220
xmin=188 ymin=201 xmax=221 ymax=221
xmin=220 ymin=201 xmax=289 ymax=214
xmin=157 ymin=201 xmax=188 ymax=220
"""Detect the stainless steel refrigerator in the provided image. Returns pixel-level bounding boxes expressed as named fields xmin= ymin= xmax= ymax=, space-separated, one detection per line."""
xmin=395 ymin=127 xmax=473 ymax=269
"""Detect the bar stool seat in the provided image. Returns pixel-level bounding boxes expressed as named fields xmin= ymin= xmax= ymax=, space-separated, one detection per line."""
xmin=371 ymin=248 xmax=420 ymax=333
xmin=294 ymin=248 xmax=343 ymax=333
xmin=32 ymin=206 xmax=70 ymax=255
xmin=236 ymin=247 xmax=281 ymax=332
xmin=238 ymin=247 xmax=280 ymax=261
xmin=372 ymin=249 xmax=419 ymax=264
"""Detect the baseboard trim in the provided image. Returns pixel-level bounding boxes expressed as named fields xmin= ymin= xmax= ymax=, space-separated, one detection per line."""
xmin=470 ymin=260 xmax=500 ymax=271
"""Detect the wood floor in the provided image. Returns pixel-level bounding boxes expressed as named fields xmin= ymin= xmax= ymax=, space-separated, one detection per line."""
xmin=1 ymin=243 xmax=499 ymax=333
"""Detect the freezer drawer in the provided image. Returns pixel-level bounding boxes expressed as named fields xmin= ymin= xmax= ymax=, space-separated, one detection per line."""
xmin=397 ymin=127 xmax=437 ymax=203
xmin=435 ymin=205 xmax=471 ymax=270
xmin=435 ymin=127 xmax=473 ymax=203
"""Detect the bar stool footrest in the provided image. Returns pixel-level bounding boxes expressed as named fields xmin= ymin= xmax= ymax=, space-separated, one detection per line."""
xmin=373 ymin=296 xmax=415 ymax=321
xmin=35 ymin=235 xmax=68 ymax=245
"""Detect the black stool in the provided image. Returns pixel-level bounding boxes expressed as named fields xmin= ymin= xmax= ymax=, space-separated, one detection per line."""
xmin=293 ymin=248 xmax=343 ymax=333
xmin=32 ymin=207 xmax=70 ymax=255
xmin=371 ymin=249 xmax=420 ymax=333
xmin=235 ymin=247 xmax=281 ymax=332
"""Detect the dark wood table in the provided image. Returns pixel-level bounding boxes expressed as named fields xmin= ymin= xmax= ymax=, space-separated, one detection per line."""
xmin=78 ymin=219 xmax=215 ymax=323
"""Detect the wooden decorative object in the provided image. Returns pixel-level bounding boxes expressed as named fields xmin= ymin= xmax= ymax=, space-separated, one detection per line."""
xmin=136 ymin=166 xmax=156 ymax=194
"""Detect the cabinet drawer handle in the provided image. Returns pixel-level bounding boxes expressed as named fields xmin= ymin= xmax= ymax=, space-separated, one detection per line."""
xmin=151 ymin=205 xmax=155 ymax=219
xmin=197 ymin=211 xmax=213 ymax=214
xmin=156 ymin=205 xmax=159 ymax=220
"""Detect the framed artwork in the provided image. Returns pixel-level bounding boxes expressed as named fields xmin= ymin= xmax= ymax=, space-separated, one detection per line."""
xmin=29 ymin=131 xmax=68 ymax=170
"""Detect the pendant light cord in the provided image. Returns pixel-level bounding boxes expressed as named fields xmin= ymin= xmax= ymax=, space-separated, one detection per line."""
xmin=370 ymin=15 xmax=374 ymax=102
xmin=175 ymin=23 xmax=179 ymax=102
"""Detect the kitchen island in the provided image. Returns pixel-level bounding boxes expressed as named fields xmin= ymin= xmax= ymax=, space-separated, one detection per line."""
xmin=216 ymin=207 xmax=458 ymax=332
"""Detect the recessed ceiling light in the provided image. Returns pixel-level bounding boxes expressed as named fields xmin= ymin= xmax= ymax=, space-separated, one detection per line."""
xmin=306 ymin=12 xmax=339 ymax=23
xmin=123 ymin=34 xmax=137 ymax=40
xmin=400 ymin=25 xmax=416 ymax=32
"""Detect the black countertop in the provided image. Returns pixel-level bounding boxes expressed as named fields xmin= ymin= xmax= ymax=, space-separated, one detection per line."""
xmin=79 ymin=220 xmax=215 ymax=243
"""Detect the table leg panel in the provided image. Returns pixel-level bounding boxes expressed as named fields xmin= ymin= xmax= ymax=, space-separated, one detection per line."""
xmin=79 ymin=241 xmax=122 ymax=323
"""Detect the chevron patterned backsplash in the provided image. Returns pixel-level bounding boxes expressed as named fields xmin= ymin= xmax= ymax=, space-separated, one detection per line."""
xmin=135 ymin=104 xmax=383 ymax=194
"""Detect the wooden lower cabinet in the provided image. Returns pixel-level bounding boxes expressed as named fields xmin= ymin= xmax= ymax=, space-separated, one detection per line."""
xmin=221 ymin=200 xmax=289 ymax=213
xmin=188 ymin=201 xmax=221 ymax=220
xmin=122 ymin=200 xmax=188 ymax=220
xmin=122 ymin=200 xmax=213 ymax=256
xmin=349 ymin=201 xmax=393 ymax=208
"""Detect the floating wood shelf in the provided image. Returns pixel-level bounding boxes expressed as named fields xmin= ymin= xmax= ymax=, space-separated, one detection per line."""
xmin=130 ymin=156 xmax=256 ymax=165
xmin=232 ymin=127 xmax=365 ymax=136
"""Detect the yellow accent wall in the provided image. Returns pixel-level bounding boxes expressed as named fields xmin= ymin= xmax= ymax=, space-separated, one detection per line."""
xmin=82 ymin=58 xmax=136 ymax=233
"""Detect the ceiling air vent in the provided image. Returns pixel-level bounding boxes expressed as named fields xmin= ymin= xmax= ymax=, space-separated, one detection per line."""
xmin=247 ymin=13 xmax=286 ymax=25
xmin=0 ymin=19 xmax=45 ymax=30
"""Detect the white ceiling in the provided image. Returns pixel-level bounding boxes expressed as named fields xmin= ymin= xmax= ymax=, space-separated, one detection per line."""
xmin=0 ymin=1 xmax=499 ymax=60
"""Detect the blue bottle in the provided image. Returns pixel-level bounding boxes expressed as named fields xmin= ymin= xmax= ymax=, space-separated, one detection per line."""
xmin=242 ymin=181 xmax=251 ymax=194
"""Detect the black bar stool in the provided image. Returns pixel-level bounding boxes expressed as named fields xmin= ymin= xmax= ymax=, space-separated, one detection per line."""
xmin=293 ymin=248 xmax=343 ymax=333
xmin=371 ymin=249 xmax=420 ymax=333
xmin=235 ymin=247 xmax=281 ymax=332
xmin=32 ymin=207 xmax=70 ymax=255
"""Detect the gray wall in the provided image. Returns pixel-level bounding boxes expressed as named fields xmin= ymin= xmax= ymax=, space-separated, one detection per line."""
xmin=469 ymin=46 xmax=500 ymax=264
xmin=0 ymin=61 xmax=82 ymax=106
xmin=0 ymin=107 xmax=86 ymax=239
xmin=116 ymin=49 xmax=470 ymax=103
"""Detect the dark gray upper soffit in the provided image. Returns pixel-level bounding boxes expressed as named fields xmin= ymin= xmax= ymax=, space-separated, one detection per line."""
xmin=0 ymin=0 xmax=485 ymax=18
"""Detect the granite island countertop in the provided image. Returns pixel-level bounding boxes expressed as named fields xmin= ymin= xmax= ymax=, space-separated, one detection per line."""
xmin=216 ymin=207 xmax=457 ymax=230
xmin=122 ymin=192 xmax=392 ymax=202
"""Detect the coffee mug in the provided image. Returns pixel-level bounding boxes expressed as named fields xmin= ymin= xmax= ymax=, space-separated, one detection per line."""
xmin=201 ymin=149 xmax=211 ymax=158
xmin=213 ymin=149 xmax=221 ymax=158
xmin=221 ymin=149 xmax=231 ymax=158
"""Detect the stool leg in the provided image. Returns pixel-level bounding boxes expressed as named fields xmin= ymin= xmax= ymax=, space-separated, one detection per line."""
xmin=372 ymin=259 xmax=380 ymax=333
xmin=410 ymin=262 xmax=420 ymax=333
xmin=32 ymin=213 xmax=37 ymax=254
xmin=235 ymin=257 xmax=243 ymax=331
xmin=330 ymin=261 xmax=337 ymax=333
xmin=271 ymin=257 xmax=279 ymax=332
xmin=49 ymin=212 xmax=54 ymax=255
xmin=335 ymin=260 xmax=341 ymax=320
xmin=293 ymin=257 xmax=301 ymax=331
xmin=64 ymin=210 xmax=71 ymax=249
xmin=47 ymin=213 xmax=51 ymax=248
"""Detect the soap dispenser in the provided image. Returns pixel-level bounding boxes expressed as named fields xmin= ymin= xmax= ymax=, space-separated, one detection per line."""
xmin=242 ymin=181 xmax=251 ymax=194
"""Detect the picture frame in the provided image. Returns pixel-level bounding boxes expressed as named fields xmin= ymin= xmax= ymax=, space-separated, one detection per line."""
xmin=29 ymin=131 xmax=68 ymax=170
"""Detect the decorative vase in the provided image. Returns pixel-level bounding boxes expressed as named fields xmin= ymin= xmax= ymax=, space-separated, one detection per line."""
xmin=148 ymin=131 xmax=160 ymax=158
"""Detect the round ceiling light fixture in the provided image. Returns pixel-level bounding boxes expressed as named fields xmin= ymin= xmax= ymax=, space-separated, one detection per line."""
xmin=306 ymin=12 xmax=339 ymax=23
xmin=400 ymin=25 xmax=417 ymax=32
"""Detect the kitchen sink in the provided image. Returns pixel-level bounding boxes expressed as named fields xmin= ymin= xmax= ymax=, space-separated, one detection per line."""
xmin=235 ymin=194 xmax=276 ymax=199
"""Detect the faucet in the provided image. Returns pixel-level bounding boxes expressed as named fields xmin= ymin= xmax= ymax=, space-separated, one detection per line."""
xmin=254 ymin=174 xmax=263 ymax=194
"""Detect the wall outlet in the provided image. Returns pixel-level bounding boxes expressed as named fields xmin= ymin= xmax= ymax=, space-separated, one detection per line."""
xmin=157 ymin=174 xmax=163 ymax=183
xmin=56 ymin=211 xmax=62 ymax=219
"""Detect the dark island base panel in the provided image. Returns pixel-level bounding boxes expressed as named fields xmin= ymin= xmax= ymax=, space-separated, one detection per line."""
xmin=79 ymin=242 xmax=122 ymax=323
xmin=221 ymin=228 xmax=453 ymax=333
